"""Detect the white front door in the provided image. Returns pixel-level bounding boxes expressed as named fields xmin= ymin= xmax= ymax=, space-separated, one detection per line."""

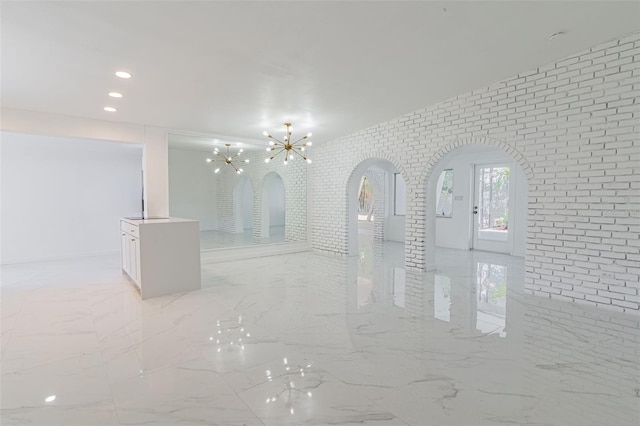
xmin=472 ymin=164 xmax=512 ymax=254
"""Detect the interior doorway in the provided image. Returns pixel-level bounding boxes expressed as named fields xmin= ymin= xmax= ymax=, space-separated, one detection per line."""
xmin=472 ymin=163 xmax=512 ymax=253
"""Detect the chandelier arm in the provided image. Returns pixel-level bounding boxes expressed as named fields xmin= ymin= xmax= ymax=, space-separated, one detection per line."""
xmin=268 ymin=147 xmax=286 ymax=161
xmin=269 ymin=136 xmax=286 ymax=145
xmin=291 ymin=149 xmax=308 ymax=160
xmin=291 ymin=136 xmax=307 ymax=145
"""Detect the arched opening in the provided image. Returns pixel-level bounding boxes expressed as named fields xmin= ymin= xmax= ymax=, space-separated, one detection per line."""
xmin=425 ymin=144 xmax=529 ymax=258
xmin=260 ymin=172 xmax=285 ymax=239
xmin=233 ymin=176 xmax=254 ymax=234
xmin=346 ymin=158 xmax=407 ymax=257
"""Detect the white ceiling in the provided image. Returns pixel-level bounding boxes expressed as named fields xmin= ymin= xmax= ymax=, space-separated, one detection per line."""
xmin=2 ymin=1 xmax=639 ymax=148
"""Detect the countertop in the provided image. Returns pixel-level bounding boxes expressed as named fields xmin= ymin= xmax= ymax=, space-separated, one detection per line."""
xmin=121 ymin=217 xmax=198 ymax=225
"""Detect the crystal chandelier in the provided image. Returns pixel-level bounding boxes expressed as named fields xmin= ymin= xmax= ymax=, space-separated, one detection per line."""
xmin=206 ymin=144 xmax=249 ymax=174
xmin=263 ymin=123 xmax=312 ymax=164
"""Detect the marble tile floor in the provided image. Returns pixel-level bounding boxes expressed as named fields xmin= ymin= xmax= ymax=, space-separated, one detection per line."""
xmin=1 ymin=241 xmax=639 ymax=425
xmin=200 ymin=226 xmax=285 ymax=251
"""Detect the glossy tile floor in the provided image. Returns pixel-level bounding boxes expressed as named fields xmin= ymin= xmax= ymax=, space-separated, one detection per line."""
xmin=1 ymin=236 xmax=639 ymax=425
xmin=200 ymin=226 xmax=285 ymax=250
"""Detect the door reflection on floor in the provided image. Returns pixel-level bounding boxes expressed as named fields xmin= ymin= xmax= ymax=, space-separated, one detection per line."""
xmin=353 ymin=238 xmax=511 ymax=338
xmin=434 ymin=262 xmax=507 ymax=337
xmin=434 ymin=275 xmax=451 ymax=323
xmin=476 ymin=262 xmax=507 ymax=337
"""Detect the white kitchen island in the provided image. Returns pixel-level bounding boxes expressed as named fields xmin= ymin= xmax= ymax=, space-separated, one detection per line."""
xmin=120 ymin=217 xmax=201 ymax=299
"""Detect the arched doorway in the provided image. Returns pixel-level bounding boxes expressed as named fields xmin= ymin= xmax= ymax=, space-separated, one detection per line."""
xmin=260 ymin=172 xmax=285 ymax=239
xmin=425 ymin=144 xmax=530 ymax=257
xmin=346 ymin=158 xmax=407 ymax=256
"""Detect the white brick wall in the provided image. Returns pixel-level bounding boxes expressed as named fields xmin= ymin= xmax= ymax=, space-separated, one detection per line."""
xmin=310 ymin=32 xmax=640 ymax=312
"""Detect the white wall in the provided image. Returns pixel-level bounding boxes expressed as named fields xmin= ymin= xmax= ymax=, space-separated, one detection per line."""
xmin=433 ymin=146 xmax=527 ymax=257
xmin=0 ymin=108 xmax=169 ymax=218
xmin=0 ymin=131 xmax=143 ymax=264
xmin=168 ymin=148 xmax=217 ymax=230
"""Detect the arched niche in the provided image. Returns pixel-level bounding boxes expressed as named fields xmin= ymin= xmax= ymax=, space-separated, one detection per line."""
xmin=233 ymin=175 xmax=254 ymax=233
xmin=346 ymin=157 xmax=407 ymax=256
xmin=260 ymin=171 xmax=285 ymax=239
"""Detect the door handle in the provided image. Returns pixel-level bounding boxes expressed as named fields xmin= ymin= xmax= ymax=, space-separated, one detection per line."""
xmin=473 ymin=206 xmax=478 ymax=215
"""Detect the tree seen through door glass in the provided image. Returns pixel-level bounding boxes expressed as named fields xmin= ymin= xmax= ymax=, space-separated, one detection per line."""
xmin=436 ymin=169 xmax=454 ymax=217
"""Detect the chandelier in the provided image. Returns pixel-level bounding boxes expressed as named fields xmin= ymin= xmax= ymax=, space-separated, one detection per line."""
xmin=206 ymin=144 xmax=249 ymax=174
xmin=263 ymin=123 xmax=312 ymax=164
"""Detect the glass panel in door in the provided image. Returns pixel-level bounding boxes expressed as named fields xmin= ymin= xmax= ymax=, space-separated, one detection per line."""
xmin=473 ymin=165 xmax=511 ymax=253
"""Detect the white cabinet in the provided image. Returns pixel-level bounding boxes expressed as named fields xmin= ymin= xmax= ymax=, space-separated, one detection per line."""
xmin=121 ymin=224 xmax=140 ymax=287
xmin=120 ymin=217 xmax=201 ymax=299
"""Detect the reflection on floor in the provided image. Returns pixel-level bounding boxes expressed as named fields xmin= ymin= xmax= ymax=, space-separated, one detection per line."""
xmin=1 ymin=238 xmax=638 ymax=425
xmin=200 ymin=225 xmax=285 ymax=250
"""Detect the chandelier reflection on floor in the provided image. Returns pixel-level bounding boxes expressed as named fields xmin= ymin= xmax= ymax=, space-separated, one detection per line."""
xmin=206 ymin=143 xmax=249 ymax=174
xmin=210 ymin=315 xmax=251 ymax=353
xmin=264 ymin=357 xmax=314 ymax=415
xmin=263 ymin=123 xmax=312 ymax=165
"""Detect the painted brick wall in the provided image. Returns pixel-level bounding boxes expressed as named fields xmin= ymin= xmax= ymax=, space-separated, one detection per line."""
xmin=215 ymin=149 xmax=307 ymax=242
xmin=310 ymin=32 xmax=640 ymax=312
xmin=216 ymin=164 xmax=237 ymax=233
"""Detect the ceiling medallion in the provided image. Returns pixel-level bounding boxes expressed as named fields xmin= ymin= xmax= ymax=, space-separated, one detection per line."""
xmin=263 ymin=123 xmax=312 ymax=165
xmin=206 ymin=144 xmax=249 ymax=174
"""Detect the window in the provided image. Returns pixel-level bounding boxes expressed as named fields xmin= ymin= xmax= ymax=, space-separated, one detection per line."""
xmin=435 ymin=169 xmax=453 ymax=217
xmin=394 ymin=173 xmax=406 ymax=215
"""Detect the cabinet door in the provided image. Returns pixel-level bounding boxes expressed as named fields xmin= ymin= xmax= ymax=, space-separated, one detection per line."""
xmin=129 ymin=237 xmax=140 ymax=287
xmin=121 ymin=232 xmax=131 ymax=274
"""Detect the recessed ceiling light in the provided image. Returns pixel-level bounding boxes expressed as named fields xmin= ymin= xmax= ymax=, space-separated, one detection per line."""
xmin=104 ymin=106 xmax=117 ymax=112
xmin=548 ymin=31 xmax=565 ymax=41
xmin=115 ymin=71 xmax=132 ymax=79
xmin=108 ymin=92 xmax=123 ymax=98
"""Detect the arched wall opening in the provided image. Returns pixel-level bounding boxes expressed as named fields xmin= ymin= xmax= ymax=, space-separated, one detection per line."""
xmin=260 ymin=172 xmax=285 ymax=239
xmin=346 ymin=158 xmax=407 ymax=256
xmin=233 ymin=175 xmax=254 ymax=233
xmin=423 ymin=142 xmax=532 ymax=262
